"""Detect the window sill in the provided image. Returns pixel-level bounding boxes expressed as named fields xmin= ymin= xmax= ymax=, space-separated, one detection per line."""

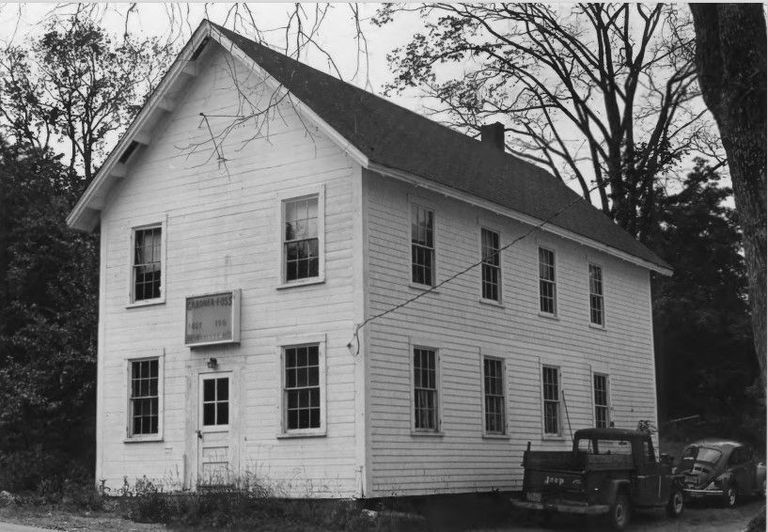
xmin=542 ymin=435 xmax=566 ymax=441
xmin=408 ymin=283 xmax=439 ymax=294
xmin=126 ymin=298 xmax=166 ymax=309
xmin=124 ymin=435 xmax=163 ymax=444
xmin=410 ymin=430 xmax=445 ymax=438
xmin=276 ymin=430 xmax=326 ymax=439
xmin=538 ymin=312 xmax=559 ymax=321
xmin=277 ymin=277 xmax=325 ymax=290
xmin=482 ymin=433 xmax=510 ymax=440
xmin=479 ymin=298 xmax=504 ymax=308
xmin=589 ymin=323 xmax=607 ymax=331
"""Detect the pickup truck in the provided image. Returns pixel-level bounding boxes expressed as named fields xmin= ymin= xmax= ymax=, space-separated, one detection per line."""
xmin=512 ymin=428 xmax=684 ymax=530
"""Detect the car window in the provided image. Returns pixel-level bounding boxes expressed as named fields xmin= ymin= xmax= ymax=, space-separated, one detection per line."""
xmin=643 ymin=440 xmax=657 ymax=463
xmin=690 ymin=447 xmax=722 ymax=464
xmin=729 ymin=447 xmax=744 ymax=465
xmin=576 ymin=438 xmax=632 ymax=455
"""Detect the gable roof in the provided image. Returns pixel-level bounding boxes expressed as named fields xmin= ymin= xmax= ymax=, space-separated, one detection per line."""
xmin=68 ymin=20 xmax=670 ymax=274
xmin=213 ymin=24 xmax=669 ymax=273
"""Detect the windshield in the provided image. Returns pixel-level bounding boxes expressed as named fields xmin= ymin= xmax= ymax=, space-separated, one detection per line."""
xmin=576 ymin=438 xmax=633 ymax=455
xmin=682 ymin=446 xmax=722 ymax=464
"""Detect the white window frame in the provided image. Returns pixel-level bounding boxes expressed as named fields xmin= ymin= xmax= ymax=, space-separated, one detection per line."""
xmin=589 ymin=263 xmax=606 ymax=327
xmin=276 ymin=333 xmax=326 ymax=438
xmin=200 ymin=372 xmax=232 ymax=432
xmin=277 ymin=185 xmax=325 ymax=289
xmin=125 ymin=352 xmax=164 ymax=442
xmin=409 ymin=202 xmax=437 ymax=288
xmin=481 ymin=355 xmax=507 ymax=437
xmin=480 ymin=228 xmax=502 ymax=303
xmin=541 ymin=364 xmax=562 ymax=437
xmin=127 ymin=217 xmax=167 ymax=307
xmin=593 ymin=372 xmax=611 ymax=428
xmin=538 ymin=246 xmax=557 ymax=316
xmin=410 ymin=343 xmax=442 ymax=435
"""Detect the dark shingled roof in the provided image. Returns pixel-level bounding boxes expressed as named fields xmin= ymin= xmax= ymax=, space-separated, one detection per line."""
xmin=213 ymin=23 xmax=669 ymax=270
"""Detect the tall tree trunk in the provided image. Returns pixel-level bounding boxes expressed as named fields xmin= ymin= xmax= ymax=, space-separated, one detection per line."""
xmin=690 ymin=4 xmax=767 ymax=390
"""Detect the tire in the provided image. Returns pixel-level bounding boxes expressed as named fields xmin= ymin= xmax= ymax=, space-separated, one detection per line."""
xmin=608 ymin=491 xmax=631 ymax=531
xmin=666 ymin=488 xmax=684 ymax=518
xmin=722 ymin=485 xmax=738 ymax=508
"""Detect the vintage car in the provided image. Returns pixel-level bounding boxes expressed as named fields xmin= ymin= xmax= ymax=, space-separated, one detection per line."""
xmin=676 ymin=439 xmax=766 ymax=507
xmin=513 ymin=428 xmax=684 ymax=530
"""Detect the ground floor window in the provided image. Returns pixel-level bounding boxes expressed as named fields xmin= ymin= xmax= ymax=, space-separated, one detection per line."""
xmin=483 ymin=357 xmax=505 ymax=434
xmin=413 ymin=347 xmax=439 ymax=431
xmin=129 ymin=358 xmax=159 ymax=436
xmin=283 ymin=344 xmax=321 ymax=430
xmin=594 ymin=373 xmax=609 ymax=428
xmin=542 ymin=365 xmax=561 ymax=435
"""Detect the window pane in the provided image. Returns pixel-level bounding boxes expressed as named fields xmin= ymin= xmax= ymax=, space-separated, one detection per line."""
xmin=217 ymin=402 xmax=229 ymax=425
xmin=217 ymin=378 xmax=229 ymax=401
xmin=203 ymin=403 xmax=215 ymax=426
xmin=204 ymin=379 xmax=215 ymax=402
xmin=133 ymin=227 xmax=161 ymax=301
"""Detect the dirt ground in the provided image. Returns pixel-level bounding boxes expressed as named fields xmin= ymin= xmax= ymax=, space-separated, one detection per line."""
xmin=0 ymin=498 xmax=763 ymax=531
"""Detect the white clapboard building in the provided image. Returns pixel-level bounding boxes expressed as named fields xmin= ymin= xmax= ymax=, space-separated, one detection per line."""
xmin=67 ymin=20 xmax=671 ymax=498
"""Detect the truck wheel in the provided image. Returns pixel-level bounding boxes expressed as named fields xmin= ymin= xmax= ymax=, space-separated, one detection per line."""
xmin=608 ymin=492 xmax=631 ymax=531
xmin=666 ymin=488 xmax=684 ymax=517
xmin=722 ymin=485 xmax=738 ymax=508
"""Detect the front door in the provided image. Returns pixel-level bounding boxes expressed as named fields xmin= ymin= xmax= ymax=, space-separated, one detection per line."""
xmin=197 ymin=372 xmax=233 ymax=487
xmin=635 ymin=438 xmax=664 ymax=505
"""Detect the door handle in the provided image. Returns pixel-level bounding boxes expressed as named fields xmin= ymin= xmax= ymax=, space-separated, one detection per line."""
xmin=196 ymin=430 xmax=203 ymax=439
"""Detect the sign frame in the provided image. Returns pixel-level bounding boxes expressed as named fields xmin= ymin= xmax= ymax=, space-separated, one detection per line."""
xmin=184 ymin=289 xmax=241 ymax=348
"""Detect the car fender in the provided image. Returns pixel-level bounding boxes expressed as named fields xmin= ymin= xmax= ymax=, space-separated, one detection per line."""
xmin=605 ymin=479 xmax=632 ymax=503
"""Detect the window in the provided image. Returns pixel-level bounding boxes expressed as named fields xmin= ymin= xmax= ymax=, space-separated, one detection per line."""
xmin=283 ymin=344 xmax=321 ymax=430
xmin=283 ymin=196 xmax=320 ymax=282
xmin=411 ymin=205 xmax=435 ymax=286
xmin=483 ymin=357 xmax=505 ymax=434
xmin=413 ymin=348 xmax=438 ymax=431
xmin=539 ymin=247 xmax=556 ymax=314
xmin=589 ymin=264 xmax=604 ymax=326
xmin=594 ymin=373 xmax=609 ymax=428
xmin=129 ymin=359 xmax=159 ymax=436
xmin=481 ymin=229 xmax=501 ymax=301
xmin=132 ymin=226 xmax=162 ymax=302
xmin=202 ymin=377 xmax=229 ymax=426
xmin=542 ymin=365 xmax=560 ymax=435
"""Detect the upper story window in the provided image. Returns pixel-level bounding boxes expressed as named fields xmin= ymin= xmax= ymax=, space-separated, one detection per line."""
xmin=589 ymin=264 xmax=604 ymax=326
xmin=283 ymin=196 xmax=320 ymax=282
xmin=413 ymin=347 xmax=439 ymax=431
xmin=132 ymin=226 xmax=162 ymax=302
xmin=481 ymin=229 xmax=501 ymax=302
xmin=538 ymin=247 xmax=557 ymax=315
xmin=542 ymin=365 xmax=561 ymax=435
xmin=593 ymin=373 xmax=609 ymax=428
xmin=129 ymin=358 xmax=159 ymax=436
xmin=483 ymin=357 xmax=505 ymax=435
xmin=411 ymin=205 xmax=435 ymax=286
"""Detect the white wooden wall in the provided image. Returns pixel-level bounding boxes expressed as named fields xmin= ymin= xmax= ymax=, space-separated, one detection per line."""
xmin=96 ymin=44 xmax=364 ymax=497
xmin=362 ymin=169 xmax=658 ymax=496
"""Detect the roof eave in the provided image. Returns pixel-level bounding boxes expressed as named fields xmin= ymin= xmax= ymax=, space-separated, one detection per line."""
xmin=367 ymin=161 xmax=672 ymax=276
xmin=66 ymin=20 xmax=214 ymax=232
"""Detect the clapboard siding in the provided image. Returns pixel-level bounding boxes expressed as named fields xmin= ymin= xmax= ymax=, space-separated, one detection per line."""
xmin=96 ymin=43 xmax=363 ymax=497
xmin=363 ymin=169 xmax=657 ymax=497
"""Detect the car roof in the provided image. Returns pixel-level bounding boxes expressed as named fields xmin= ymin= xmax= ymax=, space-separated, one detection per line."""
xmin=684 ymin=439 xmax=745 ymax=451
xmin=574 ymin=428 xmax=650 ymax=440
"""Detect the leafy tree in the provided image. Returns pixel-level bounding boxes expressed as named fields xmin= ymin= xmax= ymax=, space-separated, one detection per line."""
xmin=0 ymin=16 xmax=171 ymax=182
xmin=689 ymin=4 xmax=766 ymax=391
xmin=650 ymin=160 xmax=759 ymax=442
xmin=376 ymin=3 xmax=718 ymax=242
xmin=0 ymin=139 xmax=98 ymax=490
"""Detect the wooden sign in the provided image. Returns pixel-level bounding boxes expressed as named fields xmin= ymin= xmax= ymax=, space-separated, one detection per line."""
xmin=185 ymin=290 xmax=241 ymax=347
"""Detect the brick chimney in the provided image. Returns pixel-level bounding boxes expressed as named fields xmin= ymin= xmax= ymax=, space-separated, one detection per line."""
xmin=480 ymin=122 xmax=505 ymax=151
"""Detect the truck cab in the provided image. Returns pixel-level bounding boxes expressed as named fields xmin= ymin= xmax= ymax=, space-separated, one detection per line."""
xmin=513 ymin=428 xmax=684 ymax=530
